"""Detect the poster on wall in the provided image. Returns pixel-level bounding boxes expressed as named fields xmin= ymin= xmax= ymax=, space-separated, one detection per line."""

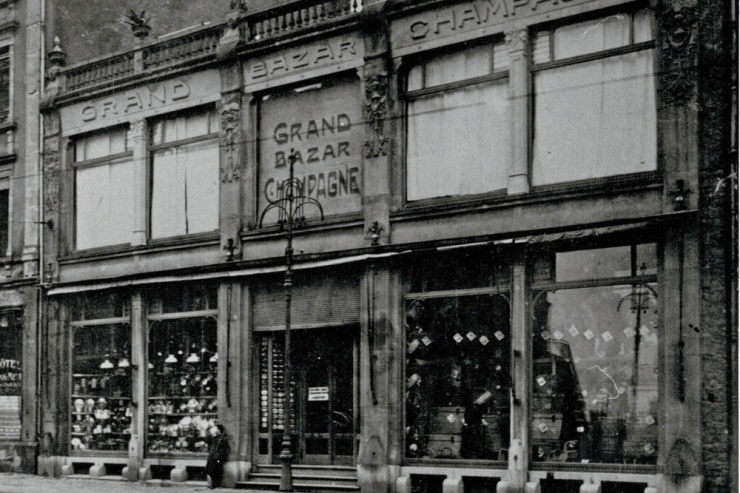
xmin=0 ymin=313 xmax=21 ymax=442
xmin=258 ymin=75 xmax=363 ymax=221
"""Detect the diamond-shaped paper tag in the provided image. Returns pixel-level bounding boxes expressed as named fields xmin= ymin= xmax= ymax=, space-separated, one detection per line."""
xmin=540 ymin=331 xmax=551 ymax=340
xmin=577 ymin=426 xmax=585 ymax=433
xmin=466 ymin=332 xmax=477 ymax=341
xmin=480 ymin=335 xmax=490 ymax=345
xmin=537 ymin=376 xmax=547 ymax=387
xmin=481 ymin=419 xmax=488 ymax=426
xmin=645 ymin=415 xmax=655 ymax=425
xmin=407 ymin=340 xmax=420 ymax=354
xmin=553 ymin=330 xmax=564 ymax=340
xmin=495 ymin=365 xmax=502 ymax=371
xmin=447 ymin=413 xmax=457 ymax=423
xmin=624 ymin=327 xmax=636 ymax=337
xmin=602 ymin=331 xmax=613 ymax=342
xmin=618 ymin=387 xmax=626 ymax=395
xmin=538 ymin=423 xmax=548 ymax=433
xmin=494 ymin=331 xmax=505 ymax=341
xmin=584 ymin=329 xmax=595 ymax=340
xmin=639 ymin=325 xmax=651 ymax=336
xmin=568 ymin=325 xmax=580 ymax=337
xmin=422 ymin=336 xmax=432 ymax=346
xmin=573 ymin=356 xmax=581 ymax=364
xmin=644 ymin=443 xmax=655 ymax=454
xmin=453 ymin=333 xmax=464 ymax=344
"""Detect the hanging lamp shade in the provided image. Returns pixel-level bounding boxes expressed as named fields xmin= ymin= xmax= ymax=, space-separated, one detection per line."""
xmin=100 ymin=359 xmax=114 ymax=370
xmin=186 ymin=352 xmax=201 ymax=364
xmin=209 ymin=353 xmax=218 ymax=363
xmin=165 ymin=353 xmax=178 ymax=364
xmin=118 ymin=357 xmax=130 ymax=368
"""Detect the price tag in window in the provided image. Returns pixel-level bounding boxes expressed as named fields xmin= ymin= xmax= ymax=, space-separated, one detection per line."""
xmin=479 ymin=335 xmax=490 ymax=346
xmin=536 ymin=376 xmax=547 ymax=387
xmin=568 ymin=325 xmax=580 ymax=337
xmin=553 ymin=330 xmax=564 ymax=340
xmin=494 ymin=331 xmax=505 ymax=341
xmin=407 ymin=340 xmax=420 ymax=354
xmin=643 ymin=444 xmax=655 ymax=454
xmin=538 ymin=423 xmax=548 ymax=433
xmin=624 ymin=327 xmax=636 ymax=337
xmin=453 ymin=333 xmax=464 ymax=344
xmin=602 ymin=331 xmax=613 ymax=342
xmin=466 ymin=332 xmax=477 ymax=341
xmin=645 ymin=415 xmax=655 ymax=425
xmin=540 ymin=331 xmax=551 ymax=340
xmin=584 ymin=329 xmax=595 ymax=340
xmin=577 ymin=426 xmax=585 ymax=433
xmin=447 ymin=413 xmax=457 ymax=423
xmin=639 ymin=325 xmax=651 ymax=336
xmin=421 ymin=336 xmax=432 ymax=346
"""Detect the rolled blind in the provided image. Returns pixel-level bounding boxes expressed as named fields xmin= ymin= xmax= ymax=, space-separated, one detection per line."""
xmin=253 ymin=272 xmax=360 ymax=330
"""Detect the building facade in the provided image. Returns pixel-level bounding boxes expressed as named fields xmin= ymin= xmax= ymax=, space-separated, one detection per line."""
xmin=36 ymin=1 xmax=736 ymax=493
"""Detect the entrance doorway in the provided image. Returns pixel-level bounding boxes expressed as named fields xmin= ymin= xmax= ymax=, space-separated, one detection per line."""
xmin=255 ymin=328 xmax=357 ymax=466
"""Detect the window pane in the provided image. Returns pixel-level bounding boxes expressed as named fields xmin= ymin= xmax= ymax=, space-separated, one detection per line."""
xmin=84 ymin=133 xmax=111 ymax=161
xmin=407 ymin=249 xmax=510 ymax=293
xmin=150 ymin=139 xmax=219 ymax=238
xmin=71 ymin=324 xmax=132 ymax=453
xmin=147 ymin=317 xmax=219 ymax=456
xmin=0 ymin=188 xmax=8 ymax=255
xmin=408 ymin=65 xmax=423 ymax=92
xmin=407 ymin=80 xmax=510 ymax=200
xmin=532 ymin=50 xmax=656 ymax=185
xmin=424 ymin=45 xmax=491 ymax=88
xmin=553 ymin=14 xmax=630 ymax=59
xmin=556 ymin=246 xmax=632 ymax=282
xmin=148 ymin=284 xmax=218 ymax=314
xmin=152 ymin=108 xmax=217 ymax=144
xmin=76 ymin=159 xmax=135 ymax=250
xmin=406 ymin=295 xmax=510 ymax=460
xmin=532 ymin=284 xmax=658 ymax=464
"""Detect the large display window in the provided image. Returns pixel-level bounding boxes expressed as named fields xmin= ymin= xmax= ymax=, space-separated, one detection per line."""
xmin=530 ymin=243 xmax=659 ymax=464
xmin=69 ymin=292 xmax=132 ymax=453
xmin=404 ymin=250 xmax=511 ymax=461
xmin=146 ymin=284 xmax=219 ymax=456
xmin=0 ymin=311 xmax=22 ymax=446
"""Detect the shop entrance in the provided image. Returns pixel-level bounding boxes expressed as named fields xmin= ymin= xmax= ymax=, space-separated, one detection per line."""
xmin=255 ymin=328 xmax=357 ymax=466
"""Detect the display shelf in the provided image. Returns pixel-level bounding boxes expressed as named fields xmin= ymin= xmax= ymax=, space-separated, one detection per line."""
xmin=72 ymin=395 xmax=131 ymax=400
xmin=148 ymin=395 xmax=217 ymax=400
xmin=149 ymin=412 xmax=217 ymax=417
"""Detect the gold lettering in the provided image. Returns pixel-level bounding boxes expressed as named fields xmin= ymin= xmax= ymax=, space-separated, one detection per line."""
xmin=511 ymin=0 xmax=529 ymax=14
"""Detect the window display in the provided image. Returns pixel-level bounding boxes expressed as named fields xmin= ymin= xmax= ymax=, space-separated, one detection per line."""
xmin=405 ymin=295 xmax=511 ymax=460
xmin=147 ymin=284 xmax=219 ymax=456
xmin=531 ymin=244 xmax=658 ymax=464
xmin=0 ymin=311 xmax=22 ymax=443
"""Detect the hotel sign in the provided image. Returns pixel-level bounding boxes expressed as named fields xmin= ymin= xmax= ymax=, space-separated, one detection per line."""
xmin=258 ymin=75 xmax=362 ymax=220
xmin=391 ymin=0 xmax=601 ymax=53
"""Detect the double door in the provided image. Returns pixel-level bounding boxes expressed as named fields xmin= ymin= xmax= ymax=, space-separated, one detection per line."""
xmin=256 ymin=328 xmax=357 ymax=465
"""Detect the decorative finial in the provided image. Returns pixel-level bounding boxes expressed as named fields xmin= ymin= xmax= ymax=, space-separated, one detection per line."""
xmin=230 ymin=0 xmax=248 ymax=14
xmin=124 ymin=9 xmax=152 ymax=41
xmin=47 ymin=37 xmax=66 ymax=79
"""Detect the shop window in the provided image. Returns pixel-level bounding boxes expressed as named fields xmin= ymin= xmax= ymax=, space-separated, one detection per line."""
xmin=74 ymin=127 xmax=134 ymax=250
xmin=531 ymin=10 xmax=656 ymax=186
xmin=147 ymin=284 xmax=219 ymax=456
xmin=70 ymin=293 xmax=132 ymax=453
xmin=149 ymin=107 xmax=220 ymax=239
xmin=405 ymin=41 xmax=510 ymax=201
xmin=405 ymin=291 xmax=511 ymax=460
xmin=531 ymin=243 xmax=658 ymax=465
xmin=0 ymin=311 xmax=22 ymax=444
xmin=406 ymin=249 xmax=510 ymax=293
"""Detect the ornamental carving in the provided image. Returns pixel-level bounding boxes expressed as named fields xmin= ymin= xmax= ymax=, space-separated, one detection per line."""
xmin=364 ymin=73 xmax=389 ymax=158
xmin=220 ymin=102 xmax=241 ymax=183
xmin=660 ymin=5 xmax=698 ymax=105
xmin=43 ymin=137 xmax=60 ymax=213
xmin=505 ymin=28 xmax=528 ymax=53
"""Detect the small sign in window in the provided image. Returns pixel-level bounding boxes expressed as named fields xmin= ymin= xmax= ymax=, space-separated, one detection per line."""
xmin=308 ymin=387 xmax=329 ymax=402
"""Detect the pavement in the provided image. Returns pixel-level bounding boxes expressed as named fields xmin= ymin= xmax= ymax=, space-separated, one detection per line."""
xmin=0 ymin=473 xmax=247 ymax=493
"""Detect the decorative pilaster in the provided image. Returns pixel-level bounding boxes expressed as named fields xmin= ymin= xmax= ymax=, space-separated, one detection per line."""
xmin=129 ymin=120 xmax=147 ymax=246
xmin=659 ymin=5 xmax=698 ymax=107
xmin=219 ymin=86 xmax=243 ymax=261
xmin=41 ymin=111 xmax=61 ymax=281
xmin=506 ymin=27 xmax=530 ymax=195
xmin=363 ymin=72 xmax=389 ymax=159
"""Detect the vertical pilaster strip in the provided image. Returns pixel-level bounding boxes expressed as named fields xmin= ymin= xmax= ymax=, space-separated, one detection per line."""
xmin=41 ymin=111 xmax=61 ymax=280
xmin=129 ymin=120 xmax=147 ymax=246
xmin=220 ymin=61 xmax=243 ymax=261
xmin=506 ymin=27 xmax=530 ymax=195
xmin=129 ymin=291 xmax=146 ymax=479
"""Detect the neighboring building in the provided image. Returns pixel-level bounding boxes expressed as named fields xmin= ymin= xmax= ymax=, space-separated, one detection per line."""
xmin=35 ymin=0 xmax=736 ymax=493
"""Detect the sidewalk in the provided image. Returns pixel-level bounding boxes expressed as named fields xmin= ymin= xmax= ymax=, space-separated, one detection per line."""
xmin=0 ymin=473 xmax=247 ymax=493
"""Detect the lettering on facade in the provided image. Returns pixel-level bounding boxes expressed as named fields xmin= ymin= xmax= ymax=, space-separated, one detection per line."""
xmin=259 ymin=77 xmax=363 ymax=218
xmin=246 ymin=37 xmax=360 ymax=85
xmin=80 ymin=79 xmax=191 ymax=122
xmin=395 ymin=0 xmax=594 ymax=47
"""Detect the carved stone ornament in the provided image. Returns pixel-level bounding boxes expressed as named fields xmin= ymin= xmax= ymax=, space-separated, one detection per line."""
xmin=505 ymin=28 xmax=528 ymax=53
xmin=660 ymin=5 xmax=698 ymax=105
xmin=220 ymin=102 xmax=241 ymax=183
xmin=364 ymin=73 xmax=389 ymax=158
xmin=42 ymin=137 xmax=60 ymax=213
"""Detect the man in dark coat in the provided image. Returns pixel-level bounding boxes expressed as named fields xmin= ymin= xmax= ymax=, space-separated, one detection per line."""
xmin=206 ymin=424 xmax=230 ymax=489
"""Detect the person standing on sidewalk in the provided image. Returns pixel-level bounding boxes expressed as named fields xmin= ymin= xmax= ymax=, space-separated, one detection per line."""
xmin=206 ymin=424 xmax=230 ymax=489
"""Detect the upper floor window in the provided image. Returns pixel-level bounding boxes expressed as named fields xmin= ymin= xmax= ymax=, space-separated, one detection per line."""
xmin=73 ymin=127 xmax=134 ymax=250
xmin=149 ymin=107 xmax=220 ymax=239
xmin=531 ymin=10 xmax=657 ymax=186
xmin=405 ymin=41 xmax=510 ymax=201
xmin=0 ymin=175 xmax=8 ymax=256
xmin=0 ymin=47 xmax=10 ymax=123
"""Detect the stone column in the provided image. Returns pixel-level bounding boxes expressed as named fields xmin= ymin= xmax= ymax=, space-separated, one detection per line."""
xmin=506 ymin=27 xmax=530 ymax=195
xmin=129 ymin=120 xmax=147 ymax=246
xmin=129 ymin=291 xmax=146 ymax=481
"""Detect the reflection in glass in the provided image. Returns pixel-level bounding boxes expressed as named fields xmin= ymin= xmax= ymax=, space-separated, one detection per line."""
xmin=531 ymin=281 xmax=658 ymax=464
xmin=405 ymin=295 xmax=510 ymax=460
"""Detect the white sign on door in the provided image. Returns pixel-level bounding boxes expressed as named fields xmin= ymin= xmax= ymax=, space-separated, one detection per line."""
xmin=308 ymin=387 xmax=329 ymax=402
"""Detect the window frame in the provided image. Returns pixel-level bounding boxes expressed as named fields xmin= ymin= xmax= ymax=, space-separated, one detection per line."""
xmin=71 ymin=126 xmax=134 ymax=252
xmin=402 ymin=37 xmax=511 ymax=207
xmin=147 ymin=105 xmax=220 ymax=242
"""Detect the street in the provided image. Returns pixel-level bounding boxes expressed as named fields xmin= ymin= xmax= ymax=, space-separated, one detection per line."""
xmin=0 ymin=474 xmax=247 ymax=493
